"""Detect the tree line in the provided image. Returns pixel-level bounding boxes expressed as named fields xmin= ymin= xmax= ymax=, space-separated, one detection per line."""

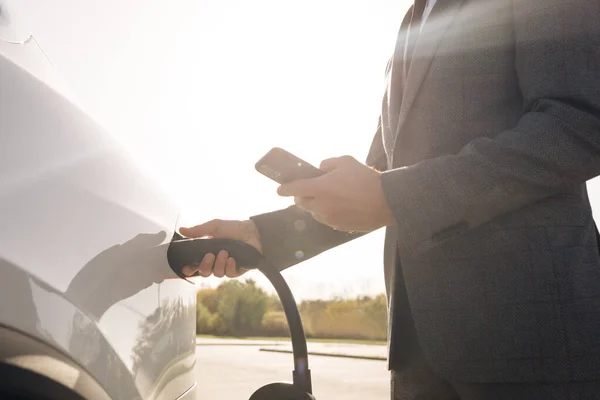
xmin=196 ymin=279 xmax=388 ymax=341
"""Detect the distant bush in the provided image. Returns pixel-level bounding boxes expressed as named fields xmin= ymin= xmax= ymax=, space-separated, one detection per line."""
xmin=197 ymin=288 xmax=219 ymax=314
xmin=195 ymin=279 xmax=268 ymax=336
xmin=209 ymin=313 xmax=227 ymax=335
xmin=266 ymin=294 xmax=284 ymax=312
xmin=196 ymin=280 xmax=388 ymax=341
xmin=260 ymin=311 xmax=290 ymax=337
xmin=216 ymin=279 xmax=268 ymax=336
xmin=196 ymin=303 xmax=213 ymax=334
xmin=300 ymin=294 xmax=387 ymax=341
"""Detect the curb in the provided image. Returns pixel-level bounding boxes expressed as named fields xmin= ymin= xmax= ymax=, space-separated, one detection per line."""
xmin=259 ymin=348 xmax=386 ymax=361
xmin=197 ymin=342 xmax=286 ymax=347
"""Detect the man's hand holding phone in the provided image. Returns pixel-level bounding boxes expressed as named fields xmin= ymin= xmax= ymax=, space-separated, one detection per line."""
xmin=276 ymin=154 xmax=396 ymax=232
xmin=256 ymin=147 xmax=395 ymax=231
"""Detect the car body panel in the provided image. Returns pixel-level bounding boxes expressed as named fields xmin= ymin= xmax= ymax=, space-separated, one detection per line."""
xmin=0 ymin=261 xmax=137 ymax=400
xmin=0 ymin=4 xmax=197 ymax=398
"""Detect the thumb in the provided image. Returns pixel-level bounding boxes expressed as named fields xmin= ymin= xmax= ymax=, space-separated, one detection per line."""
xmin=179 ymin=219 xmax=223 ymax=238
xmin=319 ymin=156 xmax=351 ymax=172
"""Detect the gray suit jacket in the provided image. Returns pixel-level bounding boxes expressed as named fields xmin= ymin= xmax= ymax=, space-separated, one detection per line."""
xmin=251 ymin=0 xmax=600 ymax=383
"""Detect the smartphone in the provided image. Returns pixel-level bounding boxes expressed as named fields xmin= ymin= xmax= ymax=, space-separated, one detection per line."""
xmin=255 ymin=147 xmax=324 ymax=184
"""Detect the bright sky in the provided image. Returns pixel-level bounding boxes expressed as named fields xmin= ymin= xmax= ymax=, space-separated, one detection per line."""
xmin=15 ymin=0 xmax=600 ymax=300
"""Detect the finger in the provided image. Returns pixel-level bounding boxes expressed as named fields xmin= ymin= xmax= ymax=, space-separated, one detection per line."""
xmin=278 ymin=179 xmax=321 ymax=197
xmin=212 ymin=250 xmax=229 ymax=278
xmin=294 ymin=196 xmax=316 ymax=212
xmin=225 ymin=257 xmax=238 ymax=278
xmin=179 ymin=219 xmax=222 ymax=238
xmin=319 ymin=155 xmax=354 ymax=172
xmin=198 ymin=253 xmax=216 ymax=277
xmin=181 ymin=265 xmax=198 ymax=277
xmin=319 ymin=157 xmax=343 ymax=172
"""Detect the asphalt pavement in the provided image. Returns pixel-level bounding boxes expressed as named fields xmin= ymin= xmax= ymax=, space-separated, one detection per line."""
xmin=195 ymin=338 xmax=390 ymax=399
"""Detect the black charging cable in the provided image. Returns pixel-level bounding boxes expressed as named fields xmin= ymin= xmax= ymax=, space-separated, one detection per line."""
xmin=167 ymin=236 xmax=313 ymax=395
xmin=258 ymin=262 xmax=312 ymax=394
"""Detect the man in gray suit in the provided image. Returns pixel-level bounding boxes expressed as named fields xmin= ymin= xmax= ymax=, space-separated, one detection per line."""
xmin=181 ymin=0 xmax=600 ymax=398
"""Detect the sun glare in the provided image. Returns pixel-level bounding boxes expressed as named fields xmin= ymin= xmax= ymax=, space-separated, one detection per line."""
xmin=26 ymin=0 xmax=600 ymax=299
xmin=29 ymin=0 xmax=412 ymax=300
xmin=157 ymin=0 xmax=412 ymax=299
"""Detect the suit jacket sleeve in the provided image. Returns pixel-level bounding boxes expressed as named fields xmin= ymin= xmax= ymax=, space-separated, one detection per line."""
xmin=250 ymin=121 xmax=388 ymax=270
xmin=380 ymin=0 xmax=600 ymax=256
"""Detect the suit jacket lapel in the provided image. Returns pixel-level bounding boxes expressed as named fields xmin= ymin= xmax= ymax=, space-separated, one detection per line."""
xmin=393 ymin=0 xmax=464 ymax=151
xmin=386 ymin=5 xmax=415 ymax=142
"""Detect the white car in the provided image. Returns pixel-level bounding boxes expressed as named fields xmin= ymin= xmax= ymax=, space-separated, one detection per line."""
xmin=0 ymin=3 xmax=198 ymax=399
